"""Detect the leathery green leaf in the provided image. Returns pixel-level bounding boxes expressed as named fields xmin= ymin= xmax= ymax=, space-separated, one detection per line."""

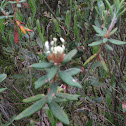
xmin=0 ymin=74 xmax=7 ymax=83
xmin=56 ymin=93 xmax=80 ymax=101
xmin=63 ymin=49 xmax=77 ymax=63
xmin=0 ymin=88 xmax=7 ymax=93
xmin=23 ymin=94 xmax=44 ymax=103
xmin=47 ymin=66 xmax=58 ymax=81
xmin=35 ymin=66 xmax=58 ymax=89
xmin=64 ymin=68 xmax=81 ymax=76
xmin=89 ymin=40 xmax=102 ymax=46
xmin=83 ymin=54 xmax=97 ymax=66
xmin=93 ymin=25 xmax=104 ymax=35
xmin=59 ymin=71 xmax=82 ymax=88
xmin=49 ymin=101 xmax=69 ymax=125
xmin=35 ymin=75 xmax=48 ymax=89
xmin=99 ymin=55 xmax=108 ymax=72
xmin=15 ymin=96 xmax=47 ymax=120
xmin=29 ymin=62 xmax=52 ymax=69
xmin=48 ymin=82 xmax=58 ymax=103
xmin=105 ymin=44 xmax=113 ymax=51
xmin=109 ymin=39 xmax=126 ymax=45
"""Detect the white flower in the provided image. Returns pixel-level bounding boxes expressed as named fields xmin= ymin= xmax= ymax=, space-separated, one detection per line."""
xmin=62 ymin=45 xmax=65 ymax=51
xmin=46 ymin=51 xmax=50 ymax=54
xmin=51 ymin=47 xmax=54 ymax=52
xmin=45 ymin=41 xmax=49 ymax=51
xmin=52 ymin=46 xmax=64 ymax=54
xmin=53 ymin=38 xmax=57 ymax=42
xmin=60 ymin=37 xmax=65 ymax=43
xmin=51 ymin=41 xmax=55 ymax=46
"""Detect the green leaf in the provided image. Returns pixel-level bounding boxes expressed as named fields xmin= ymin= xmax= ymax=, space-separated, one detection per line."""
xmin=105 ymin=44 xmax=113 ymax=51
xmin=53 ymin=98 xmax=68 ymax=103
xmin=35 ymin=66 xmax=58 ymax=89
xmin=35 ymin=75 xmax=47 ymax=89
xmin=118 ymin=8 xmax=126 ymax=18
xmin=109 ymin=39 xmax=126 ymax=45
xmin=56 ymin=93 xmax=80 ymax=101
xmin=36 ymin=19 xmax=44 ymax=41
xmin=29 ymin=62 xmax=52 ymax=69
xmin=99 ymin=55 xmax=108 ymax=72
xmin=120 ymin=0 xmax=125 ymax=8
xmin=109 ymin=27 xmax=117 ymax=36
xmin=46 ymin=109 xmax=57 ymax=126
xmin=83 ymin=54 xmax=97 ymax=66
xmin=93 ymin=25 xmax=104 ymax=35
xmin=48 ymin=82 xmax=58 ymax=103
xmin=0 ymin=88 xmax=7 ymax=93
xmin=64 ymin=68 xmax=81 ymax=76
xmin=15 ymin=96 xmax=47 ymax=120
xmin=103 ymin=38 xmax=108 ymax=43
xmin=23 ymin=94 xmax=44 ymax=103
xmin=19 ymin=0 xmax=27 ymax=3
xmin=53 ymin=19 xmax=61 ymax=36
xmin=0 ymin=74 xmax=7 ymax=83
xmin=36 ymin=37 xmax=43 ymax=48
xmin=49 ymin=101 xmax=69 ymax=125
xmin=59 ymin=71 xmax=82 ymax=88
xmin=106 ymin=94 xmax=111 ymax=107
xmin=105 ymin=0 xmax=113 ymax=17
xmin=17 ymin=4 xmax=21 ymax=8
xmin=28 ymin=0 xmax=36 ymax=23
xmin=74 ymin=14 xmax=79 ymax=38
xmin=93 ymin=46 xmax=99 ymax=54
xmin=97 ymin=1 xmax=105 ymax=14
xmin=47 ymin=66 xmax=58 ymax=81
xmin=63 ymin=49 xmax=77 ymax=63
xmin=65 ymin=10 xmax=71 ymax=34
xmin=89 ymin=40 xmax=102 ymax=46
xmin=0 ymin=15 xmax=14 ymax=19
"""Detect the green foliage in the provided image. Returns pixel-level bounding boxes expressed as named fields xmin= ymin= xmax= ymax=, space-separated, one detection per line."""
xmin=53 ymin=19 xmax=61 ymax=36
xmin=0 ymin=0 xmax=126 ymax=125
xmin=59 ymin=71 xmax=82 ymax=88
xmin=15 ymin=96 xmax=47 ymax=120
xmin=35 ymin=66 xmax=58 ymax=89
xmin=63 ymin=49 xmax=77 ymax=63
xmin=48 ymin=101 xmax=69 ymax=125
xmin=30 ymin=62 xmax=53 ymax=69
xmin=23 ymin=94 xmax=44 ymax=103
xmin=0 ymin=74 xmax=7 ymax=93
xmin=0 ymin=74 xmax=7 ymax=83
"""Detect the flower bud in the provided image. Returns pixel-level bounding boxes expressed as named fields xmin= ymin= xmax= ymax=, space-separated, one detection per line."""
xmin=60 ymin=37 xmax=65 ymax=43
xmin=53 ymin=37 xmax=57 ymax=42
xmin=51 ymin=41 xmax=55 ymax=46
xmin=45 ymin=41 xmax=49 ymax=51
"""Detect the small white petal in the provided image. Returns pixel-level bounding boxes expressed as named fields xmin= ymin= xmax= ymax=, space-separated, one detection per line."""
xmin=62 ymin=45 xmax=65 ymax=51
xmin=53 ymin=38 xmax=57 ymax=42
xmin=45 ymin=41 xmax=49 ymax=47
xmin=60 ymin=37 xmax=65 ymax=43
xmin=45 ymin=41 xmax=49 ymax=50
xmin=51 ymin=47 xmax=54 ymax=52
xmin=51 ymin=41 xmax=55 ymax=46
xmin=46 ymin=51 xmax=50 ymax=54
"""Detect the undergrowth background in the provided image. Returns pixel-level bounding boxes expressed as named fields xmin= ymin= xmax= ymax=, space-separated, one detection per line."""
xmin=0 ymin=0 xmax=126 ymax=125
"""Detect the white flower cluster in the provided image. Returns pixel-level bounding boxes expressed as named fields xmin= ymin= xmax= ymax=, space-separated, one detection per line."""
xmin=45 ymin=37 xmax=65 ymax=55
